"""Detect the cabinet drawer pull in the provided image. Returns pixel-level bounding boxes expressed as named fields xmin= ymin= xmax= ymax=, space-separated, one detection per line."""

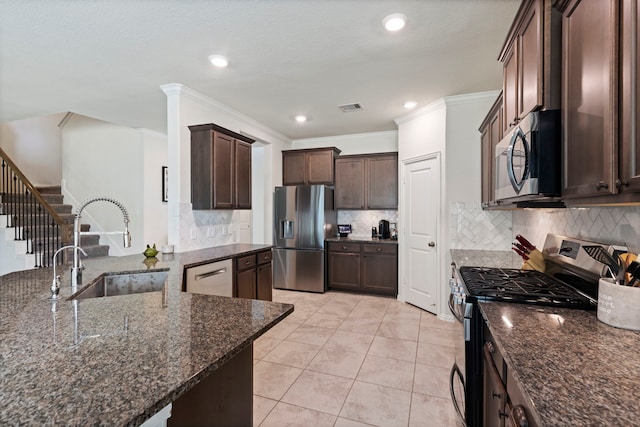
xmin=596 ymin=181 xmax=609 ymax=190
xmin=342 ymin=245 xmax=347 ymax=250
xmin=244 ymin=260 xmax=252 ymax=265
xmin=376 ymin=247 xmax=382 ymax=251
xmin=264 ymin=255 xmax=270 ymax=260
xmin=195 ymin=268 xmax=227 ymax=280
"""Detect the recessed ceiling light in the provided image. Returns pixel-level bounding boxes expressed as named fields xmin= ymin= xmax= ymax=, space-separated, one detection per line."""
xmin=404 ymin=101 xmax=417 ymax=109
xmin=294 ymin=115 xmax=309 ymax=123
xmin=382 ymin=13 xmax=407 ymax=32
xmin=208 ymin=54 xmax=228 ymax=68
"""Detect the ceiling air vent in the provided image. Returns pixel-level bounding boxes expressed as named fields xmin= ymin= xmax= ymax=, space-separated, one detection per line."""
xmin=338 ymin=103 xmax=364 ymax=112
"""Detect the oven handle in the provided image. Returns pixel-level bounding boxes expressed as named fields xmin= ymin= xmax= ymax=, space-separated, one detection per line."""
xmin=449 ymin=362 xmax=466 ymax=426
xmin=484 ymin=342 xmax=530 ymax=427
xmin=448 ymin=293 xmax=463 ymax=323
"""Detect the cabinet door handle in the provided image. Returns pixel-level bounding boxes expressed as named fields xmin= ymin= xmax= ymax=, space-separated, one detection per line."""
xmin=195 ymin=268 xmax=227 ymax=280
xmin=615 ymin=179 xmax=629 ymax=189
xmin=596 ymin=181 xmax=609 ymax=190
xmin=428 ymin=242 xmax=436 ymax=247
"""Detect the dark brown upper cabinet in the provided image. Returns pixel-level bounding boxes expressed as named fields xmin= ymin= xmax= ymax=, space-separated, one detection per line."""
xmin=282 ymin=147 xmax=341 ymax=185
xmin=189 ymin=123 xmax=254 ymax=210
xmin=335 ymin=153 xmax=398 ymax=210
xmin=499 ymin=0 xmax=561 ymax=134
xmin=479 ymin=93 xmax=503 ymax=208
xmin=558 ymin=0 xmax=640 ymax=204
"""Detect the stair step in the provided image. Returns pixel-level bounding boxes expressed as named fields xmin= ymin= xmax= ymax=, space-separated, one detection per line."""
xmin=41 ymin=193 xmax=64 ymax=204
xmin=82 ymin=245 xmax=109 ymax=258
xmin=35 ymin=186 xmax=62 ymax=194
xmin=1 ymin=203 xmax=73 ymax=215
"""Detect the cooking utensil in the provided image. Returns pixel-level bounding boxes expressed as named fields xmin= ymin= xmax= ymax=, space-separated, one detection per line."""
xmin=619 ymin=253 xmax=638 ymax=284
xmin=582 ymin=245 xmax=620 ymax=279
xmin=626 ymin=261 xmax=640 ymax=287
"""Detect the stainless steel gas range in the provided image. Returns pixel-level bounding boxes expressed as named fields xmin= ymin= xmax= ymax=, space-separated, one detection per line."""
xmin=448 ymin=234 xmax=622 ymax=427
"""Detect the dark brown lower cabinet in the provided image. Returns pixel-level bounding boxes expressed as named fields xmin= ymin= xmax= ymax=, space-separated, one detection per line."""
xmin=327 ymin=241 xmax=397 ymax=296
xmin=234 ymin=249 xmax=272 ymax=301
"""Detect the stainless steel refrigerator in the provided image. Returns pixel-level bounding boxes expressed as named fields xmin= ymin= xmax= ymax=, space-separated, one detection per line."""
xmin=273 ymin=185 xmax=336 ymax=293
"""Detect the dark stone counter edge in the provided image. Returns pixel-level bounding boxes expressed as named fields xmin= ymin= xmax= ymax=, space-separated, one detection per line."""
xmin=325 ymin=237 xmax=398 ymax=244
xmin=129 ymin=303 xmax=294 ymax=427
xmin=181 ymin=246 xmax=275 ymax=269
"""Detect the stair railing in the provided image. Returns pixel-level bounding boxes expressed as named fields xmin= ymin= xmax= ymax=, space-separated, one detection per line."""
xmin=0 ymin=146 xmax=72 ymax=268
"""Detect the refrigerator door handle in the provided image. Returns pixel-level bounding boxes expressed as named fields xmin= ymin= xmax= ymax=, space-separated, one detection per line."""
xmin=282 ymin=220 xmax=294 ymax=239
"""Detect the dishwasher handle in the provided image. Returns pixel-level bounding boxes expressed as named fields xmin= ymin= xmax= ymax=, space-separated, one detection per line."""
xmin=194 ymin=267 xmax=228 ymax=281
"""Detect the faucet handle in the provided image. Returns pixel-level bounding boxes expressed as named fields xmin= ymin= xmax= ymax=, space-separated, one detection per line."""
xmin=50 ymin=275 xmax=61 ymax=300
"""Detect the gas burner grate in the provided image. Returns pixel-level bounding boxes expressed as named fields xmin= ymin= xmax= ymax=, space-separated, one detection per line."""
xmin=459 ymin=266 xmax=595 ymax=309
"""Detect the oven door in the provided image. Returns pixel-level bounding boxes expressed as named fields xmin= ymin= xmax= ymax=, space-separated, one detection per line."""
xmin=495 ymin=125 xmax=534 ymax=201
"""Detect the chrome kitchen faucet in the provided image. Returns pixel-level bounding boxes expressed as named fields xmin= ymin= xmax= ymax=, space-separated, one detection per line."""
xmin=72 ymin=197 xmax=131 ymax=291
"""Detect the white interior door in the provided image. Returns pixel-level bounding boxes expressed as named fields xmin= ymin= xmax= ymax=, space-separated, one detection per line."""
xmin=403 ymin=154 xmax=440 ymax=314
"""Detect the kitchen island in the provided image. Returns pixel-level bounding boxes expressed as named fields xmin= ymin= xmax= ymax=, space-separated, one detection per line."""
xmin=451 ymin=249 xmax=640 ymax=425
xmin=0 ymin=244 xmax=293 ymax=426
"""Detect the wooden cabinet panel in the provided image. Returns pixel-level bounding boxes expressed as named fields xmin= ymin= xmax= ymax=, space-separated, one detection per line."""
xmin=282 ymin=148 xmax=341 ymax=185
xmin=335 ymin=158 xmax=365 ymax=209
xmin=213 ymin=133 xmax=234 ymax=209
xmin=307 ymin=150 xmax=335 ymax=184
xmin=479 ymin=93 xmax=503 ymax=208
xmin=234 ymin=250 xmax=272 ymax=301
xmin=500 ymin=0 xmax=558 ymax=134
xmin=367 ymin=154 xmax=398 ymax=209
xmin=620 ymin=0 xmax=640 ymax=194
xmin=361 ymin=253 xmax=398 ymax=294
xmin=503 ymin=46 xmax=519 ymax=132
xmin=518 ymin=0 xmax=542 ymax=119
xmin=561 ymin=0 xmax=618 ymax=199
xmin=257 ymin=263 xmax=273 ymax=301
xmin=236 ymin=269 xmax=256 ymax=299
xmin=335 ymin=153 xmax=398 ymax=210
xmin=189 ymin=123 xmax=254 ymax=210
xmin=235 ymin=141 xmax=252 ymax=209
xmin=282 ymin=152 xmax=307 ymax=185
xmin=327 ymin=242 xmax=397 ymax=296
xmin=328 ymin=252 xmax=361 ymax=291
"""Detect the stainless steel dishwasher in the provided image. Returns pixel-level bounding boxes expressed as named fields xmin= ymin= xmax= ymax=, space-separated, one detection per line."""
xmin=185 ymin=259 xmax=233 ymax=296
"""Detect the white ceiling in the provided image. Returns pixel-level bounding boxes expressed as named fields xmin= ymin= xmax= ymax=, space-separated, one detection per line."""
xmin=0 ymin=0 xmax=520 ymax=140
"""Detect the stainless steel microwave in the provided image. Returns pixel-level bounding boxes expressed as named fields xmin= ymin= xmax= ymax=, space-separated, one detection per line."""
xmin=494 ymin=110 xmax=561 ymax=204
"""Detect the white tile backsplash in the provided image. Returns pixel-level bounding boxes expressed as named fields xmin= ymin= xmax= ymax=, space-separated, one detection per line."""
xmin=337 ymin=210 xmax=398 ymax=238
xmin=449 ymin=203 xmax=513 ymax=250
xmin=450 ymin=202 xmax=640 ymax=252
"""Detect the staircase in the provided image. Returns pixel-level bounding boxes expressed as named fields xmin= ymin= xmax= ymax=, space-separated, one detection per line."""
xmin=0 ymin=186 xmax=110 ymax=274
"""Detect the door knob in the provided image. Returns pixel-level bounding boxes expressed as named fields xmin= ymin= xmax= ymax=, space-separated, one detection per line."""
xmin=428 ymin=242 xmax=436 ymax=247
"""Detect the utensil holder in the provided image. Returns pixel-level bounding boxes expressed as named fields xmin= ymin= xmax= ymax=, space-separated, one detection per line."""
xmin=597 ymin=278 xmax=640 ymax=331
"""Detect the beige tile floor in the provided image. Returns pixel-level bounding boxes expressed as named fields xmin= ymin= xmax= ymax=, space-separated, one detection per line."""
xmin=253 ymin=289 xmax=463 ymax=427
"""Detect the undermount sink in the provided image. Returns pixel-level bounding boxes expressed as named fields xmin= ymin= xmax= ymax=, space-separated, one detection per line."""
xmin=69 ymin=270 xmax=169 ymax=300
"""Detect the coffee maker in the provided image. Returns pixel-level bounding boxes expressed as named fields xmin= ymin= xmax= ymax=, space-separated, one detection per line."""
xmin=378 ymin=220 xmax=390 ymax=239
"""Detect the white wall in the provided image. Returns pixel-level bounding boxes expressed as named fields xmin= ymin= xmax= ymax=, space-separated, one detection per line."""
xmin=395 ymin=91 xmax=500 ymax=319
xmin=142 ymin=129 xmax=169 ymax=247
xmin=161 ymin=84 xmax=291 ymax=252
xmin=61 ymin=114 xmax=168 ymax=256
xmin=0 ymin=113 xmax=65 ymax=187
xmin=292 ymin=131 xmax=398 ymax=154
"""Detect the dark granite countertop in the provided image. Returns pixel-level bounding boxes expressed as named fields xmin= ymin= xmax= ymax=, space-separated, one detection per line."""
xmin=450 ymin=249 xmax=640 ymax=425
xmin=480 ymin=302 xmax=640 ymax=426
xmin=0 ymin=244 xmax=293 ymax=426
xmin=326 ymin=236 xmax=399 ymax=244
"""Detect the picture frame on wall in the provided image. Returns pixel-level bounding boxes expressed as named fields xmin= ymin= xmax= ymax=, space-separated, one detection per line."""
xmin=162 ymin=166 xmax=168 ymax=202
